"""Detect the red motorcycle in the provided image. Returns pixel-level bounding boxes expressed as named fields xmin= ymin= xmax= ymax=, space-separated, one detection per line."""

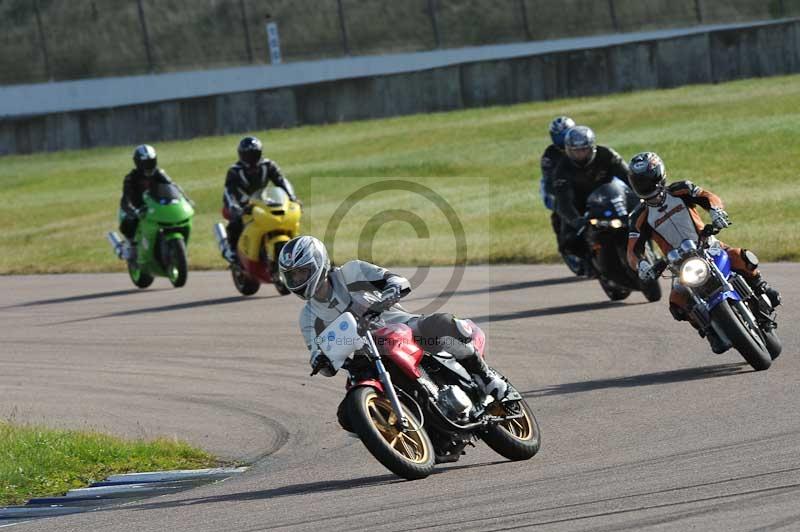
xmin=312 ymin=306 xmax=541 ymax=480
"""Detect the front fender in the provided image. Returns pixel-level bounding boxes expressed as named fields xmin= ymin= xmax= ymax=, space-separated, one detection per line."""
xmin=345 ymin=378 xmax=384 ymax=393
xmin=707 ymin=289 xmax=741 ymax=311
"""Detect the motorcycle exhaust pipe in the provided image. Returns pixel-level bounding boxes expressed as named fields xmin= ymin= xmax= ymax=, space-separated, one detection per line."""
xmin=107 ymin=231 xmax=124 ymax=259
xmin=213 ymin=223 xmax=229 ymax=254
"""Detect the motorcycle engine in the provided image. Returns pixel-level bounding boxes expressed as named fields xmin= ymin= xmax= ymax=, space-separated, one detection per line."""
xmin=438 ymin=385 xmax=474 ymax=420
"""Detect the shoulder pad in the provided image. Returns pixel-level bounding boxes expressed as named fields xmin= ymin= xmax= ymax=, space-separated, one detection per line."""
xmin=667 ymin=180 xmax=696 ymax=195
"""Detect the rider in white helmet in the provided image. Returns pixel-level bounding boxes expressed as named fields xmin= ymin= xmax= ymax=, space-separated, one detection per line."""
xmin=278 ymin=235 xmax=508 ymax=400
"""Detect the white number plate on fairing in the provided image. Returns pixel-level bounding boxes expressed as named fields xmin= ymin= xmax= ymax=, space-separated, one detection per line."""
xmin=317 ymin=313 xmax=365 ymax=371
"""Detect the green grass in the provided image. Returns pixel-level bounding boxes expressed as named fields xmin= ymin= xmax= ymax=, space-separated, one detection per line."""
xmin=1 ymin=74 xmax=800 ymax=274
xmin=0 ymin=421 xmax=220 ymax=506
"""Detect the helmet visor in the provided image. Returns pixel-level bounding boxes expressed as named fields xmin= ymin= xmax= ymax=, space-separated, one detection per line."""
xmin=283 ymin=263 xmax=316 ymax=290
xmin=631 ymin=175 xmax=660 ymax=199
xmin=241 ymin=149 xmax=262 ymax=167
xmin=567 ymin=146 xmax=594 ymax=165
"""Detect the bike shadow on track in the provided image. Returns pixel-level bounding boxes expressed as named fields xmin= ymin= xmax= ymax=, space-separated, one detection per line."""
xmin=120 ymin=461 xmax=508 ymax=513
xmin=1 ymin=288 xmax=161 ymax=310
xmin=405 ymin=275 xmax=587 ymax=302
xmin=43 ymin=295 xmax=277 ymax=325
xmin=471 ymin=299 xmax=646 ymax=324
xmin=521 ymin=362 xmax=750 ymax=397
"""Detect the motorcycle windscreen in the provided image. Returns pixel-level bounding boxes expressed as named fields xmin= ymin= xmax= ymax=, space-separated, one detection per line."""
xmin=150 ymin=183 xmax=182 ymax=204
xmin=585 ymin=178 xmax=633 ymax=219
xmin=318 ymin=313 xmax=365 ymax=371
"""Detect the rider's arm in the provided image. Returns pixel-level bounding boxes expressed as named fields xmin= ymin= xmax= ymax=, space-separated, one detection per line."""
xmin=341 ymin=260 xmax=411 ymax=299
xmin=553 ymin=165 xmax=582 ymax=227
xmin=223 ymin=167 xmax=248 ymax=212
xmin=120 ymin=171 xmax=141 ymax=217
xmin=627 ymin=203 xmax=652 ymax=270
xmin=668 ymin=181 xmax=724 ymax=211
xmin=265 ymin=161 xmax=297 ymax=201
xmin=300 ymin=307 xmax=336 ymax=376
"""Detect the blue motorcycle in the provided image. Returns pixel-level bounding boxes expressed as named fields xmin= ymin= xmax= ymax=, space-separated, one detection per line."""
xmin=652 ymin=225 xmax=781 ymax=371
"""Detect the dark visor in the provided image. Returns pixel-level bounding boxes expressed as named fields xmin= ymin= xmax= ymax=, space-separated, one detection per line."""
xmin=283 ymin=264 xmax=315 ymax=289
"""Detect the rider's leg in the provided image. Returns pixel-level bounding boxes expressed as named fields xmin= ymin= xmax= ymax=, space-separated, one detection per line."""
xmin=119 ymin=215 xmax=138 ymax=261
xmin=224 ymin=217 xmax=243 ymax=263
xmin=416 ymin=314 xmax=508 ymax=399
xmin=671 ymin=285 xmax=727 ymax=354
xmin=725 ymin=246 xmax=781 ymax=307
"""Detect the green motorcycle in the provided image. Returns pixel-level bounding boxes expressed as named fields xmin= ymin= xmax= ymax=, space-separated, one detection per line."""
xmin=108 ymin=183 xmax=194 ymax=288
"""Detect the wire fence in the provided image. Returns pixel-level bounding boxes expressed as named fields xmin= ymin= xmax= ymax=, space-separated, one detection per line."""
xmin=1 ymin=0 xmax=796 ymax=85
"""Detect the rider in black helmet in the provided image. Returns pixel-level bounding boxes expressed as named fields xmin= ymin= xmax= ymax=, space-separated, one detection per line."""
xmin=221 ymin=136 xmax=299 ymax=263
xmin=552 ymin=126 xmax=631 ymax=275
xmin=119 ymin=145 xmax=188 ymax=259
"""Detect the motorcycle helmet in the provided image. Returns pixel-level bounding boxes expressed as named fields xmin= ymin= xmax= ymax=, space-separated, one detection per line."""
xmin=549 ymin=116 xmax=575 ymax=149
xmin=629 ymin=152 xmax=667 ymax=205
xmin=564 ymin=126 xmax=597 ymax=168
xmin=133 ymin=144 xmax=158 ymax=177
xmin=278 ymin=235 xmax=331 ymax=300
xmin=238 ymin=136 xmax=263 ymax=168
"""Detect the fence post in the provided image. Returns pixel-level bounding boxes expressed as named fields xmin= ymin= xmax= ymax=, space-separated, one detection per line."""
xmin=694 ymin=0 xmax=704 ymax=24
xmin=135 ymin=0 xmax=155 ymax=72
xmin=608 ymin=0 xmax=619 ymax=32
xmin=518 ymin=0 xmax=532 ymax=41
xmin=427 ymin=0 xmax=441 ymax=48
xmin=32 ymin=0 xmax=52 ymax=80
xmin=336 ymin=0 xmax=350 ymax=55
xmin=238 ymin=0 xmax=254 ymax=62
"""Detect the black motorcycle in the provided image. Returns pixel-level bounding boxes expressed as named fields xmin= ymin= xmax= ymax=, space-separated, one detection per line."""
xmin=582 ymin=178 xmax=661 ymax=302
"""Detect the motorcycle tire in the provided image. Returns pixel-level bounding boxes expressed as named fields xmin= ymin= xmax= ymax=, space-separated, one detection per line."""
xmin=710 ymin=300 xmax=771 ymax=371
xmin=640 ymin=277 xmax=662 ymax=302
xmin=165 ymin=238 xmax=188 ymax=288
xmin=347 ymin=386 xmax=435 ymax=480
xmin=127 ymin=261 xmax=154 ymax=289
xmin=599 ymin=278 xmax=631 ymax=301
xmin=232 ymin=267 xmax=260 ymax=296
xmin=763 ymin=327 xmax=782 ymax=360
xmin=482 ymin=398 xmax=541 ymax=461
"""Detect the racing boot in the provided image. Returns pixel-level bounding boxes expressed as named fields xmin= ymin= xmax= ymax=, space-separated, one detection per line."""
xmin=123 ymin=240 xmax=137 ymax=263
xmin=704 ymin=328 xmax=728 ymax=354
xmin=463 ymin=351 xmax=509 ymax=401
xmin=750 ymin=274 xmax=781 ymax=308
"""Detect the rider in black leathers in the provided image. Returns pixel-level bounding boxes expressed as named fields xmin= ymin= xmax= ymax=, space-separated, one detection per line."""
xmin=553 ymin=126 xmax=631 ymax=274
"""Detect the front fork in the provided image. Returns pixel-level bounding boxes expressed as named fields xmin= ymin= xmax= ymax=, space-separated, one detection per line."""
xmin=365 ymin=331 xmax=409 ymax=430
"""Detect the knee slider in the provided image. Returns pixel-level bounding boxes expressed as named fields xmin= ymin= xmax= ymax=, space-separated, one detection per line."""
xmin=741 ymin=249 xmax=759 ymax=272
xmin=669 ymin=303 xmax=687 ymax=322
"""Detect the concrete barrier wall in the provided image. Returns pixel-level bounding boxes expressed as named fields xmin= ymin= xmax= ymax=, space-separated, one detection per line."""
xmin=2 ymin=20 xmax=799 ymax=156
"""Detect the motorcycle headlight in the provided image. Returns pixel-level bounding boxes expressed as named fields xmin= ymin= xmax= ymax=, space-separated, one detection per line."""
xmin=589 ymin=218 xmax=599 ymax=225
xmin=680 ymin=258 xmax=709 ymax=287
xmin=610 ymin=219 xmax=623 ymax=229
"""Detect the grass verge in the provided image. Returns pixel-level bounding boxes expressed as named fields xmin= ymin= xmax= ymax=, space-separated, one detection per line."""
xmin=1 ymin=74 xmax=799 ymax=273
xmin=0 ymin=421 xmax=219 ymax=507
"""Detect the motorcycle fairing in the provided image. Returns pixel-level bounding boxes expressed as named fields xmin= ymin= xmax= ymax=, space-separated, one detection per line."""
xmin=704 ymin=246 xmax=740 ymax=310
xmin=345 ymin=378 xmax=384 ymax=393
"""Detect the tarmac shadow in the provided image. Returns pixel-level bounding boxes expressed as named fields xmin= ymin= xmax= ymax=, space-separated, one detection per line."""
xmin=521 ymin=362 xmax=750 ymax=397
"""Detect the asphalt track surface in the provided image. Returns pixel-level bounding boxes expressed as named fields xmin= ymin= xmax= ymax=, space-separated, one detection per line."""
xmin=1 ymin=264 xmax=798 ymax=532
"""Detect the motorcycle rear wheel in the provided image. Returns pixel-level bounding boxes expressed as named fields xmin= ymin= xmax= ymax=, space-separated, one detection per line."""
xmin=347 ymin=386 xmax=435 ymax=480
xmin=711 ymin=300 xmax=771 ymax=371
xmin=232 ymin=266 xmax=260 ymax=296
xmin=165 ymin=238 xmax=188 ymax=288
xmin=763 ymin=327 xmax=782 ymax=360
xmin=127 ymin=261 xmax=154 ymax=289
xmin=482 ymin=399 xmax=541 ymax=461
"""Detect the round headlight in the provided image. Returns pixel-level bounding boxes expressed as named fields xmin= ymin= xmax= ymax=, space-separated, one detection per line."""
xmin=680 ymin=258 xmax=709 ymax=287
xmin=610 ymin=219 xmax=623 ymax=229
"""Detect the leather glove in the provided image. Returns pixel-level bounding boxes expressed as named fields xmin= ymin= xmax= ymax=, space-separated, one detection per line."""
xmin=710 ymin=208 xmax=730 ymax=229
xmin=229 ymin=203 xmax=244 ymax=218
xmin=380 ymin=284 xmax=402 ymax=306
xmin=638 ymin=260 xmax=655 ymax=282
xmin=310 ymin=350 xmax=335 ymax=377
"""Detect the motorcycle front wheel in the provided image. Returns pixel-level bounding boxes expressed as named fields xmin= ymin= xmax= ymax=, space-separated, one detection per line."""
xmin=165 ymin=238 xmax=188 ymax=288
xmin=127 ymin=261 xmax=154 ymax=289
xmin=711 ymin=300 xmax=771 ymax=371
xmin=231 ymin=266 xmax=260 ymax=296
xmin=482 ymin=398 xmax=541 ymax=461
xmin=347 ymin=386 xmax=435 ymax=480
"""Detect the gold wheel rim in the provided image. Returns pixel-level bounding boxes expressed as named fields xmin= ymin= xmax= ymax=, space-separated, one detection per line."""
xmin=489 ymin=402 xmax=535 ymax=441
xmin=365 ymin=394 xmax=429 ymax=464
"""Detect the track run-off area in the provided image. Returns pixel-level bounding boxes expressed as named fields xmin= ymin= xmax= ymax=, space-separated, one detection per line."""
xmin=1 ymin=264 xmax=799 ymax=531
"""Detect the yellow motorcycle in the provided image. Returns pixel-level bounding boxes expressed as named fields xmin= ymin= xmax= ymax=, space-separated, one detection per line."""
xmin=214 ymin=187 xmax=301 ymax=296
